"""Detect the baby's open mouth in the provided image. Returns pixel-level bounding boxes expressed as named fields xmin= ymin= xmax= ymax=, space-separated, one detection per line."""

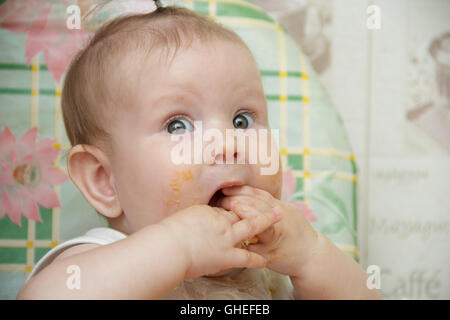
xmin=206 ymin=183 xmax=259 ymax=247
xmin=208 ymin=189 xmax=225 ymax=207
xmin=207 ymin=181 xmax=243 ymax=208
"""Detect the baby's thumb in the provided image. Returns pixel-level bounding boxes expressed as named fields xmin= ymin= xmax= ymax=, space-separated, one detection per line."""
xmin=231 ymin=248 xmax=267 ymax=269
xmin=246 ymin=243 xmax=267 ymax=256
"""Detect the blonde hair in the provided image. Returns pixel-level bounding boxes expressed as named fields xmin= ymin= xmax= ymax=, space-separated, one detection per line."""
xmin=62 ymin=6 xmax=252 ymax=155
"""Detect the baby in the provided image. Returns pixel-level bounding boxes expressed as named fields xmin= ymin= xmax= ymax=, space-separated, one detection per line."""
xmin=17 ymin=5 xmax=381 ymax=300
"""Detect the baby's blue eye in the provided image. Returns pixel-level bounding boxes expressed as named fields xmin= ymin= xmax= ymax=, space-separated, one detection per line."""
xmin=166 ymin=118 xmax=194 ymax=134
xmin=233 ymin=113 xmax=254 ymax=129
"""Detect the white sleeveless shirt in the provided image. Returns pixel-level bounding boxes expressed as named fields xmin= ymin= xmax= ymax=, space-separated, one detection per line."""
xmin=27 ymin=227 xmax=294 ymax=299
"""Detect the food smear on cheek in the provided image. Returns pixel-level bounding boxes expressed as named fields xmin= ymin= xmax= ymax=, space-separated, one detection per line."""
xmin=164 ymin=169 xmax=194 ymax=212
xmin=273 ymin=170 xmax=282 ymax=199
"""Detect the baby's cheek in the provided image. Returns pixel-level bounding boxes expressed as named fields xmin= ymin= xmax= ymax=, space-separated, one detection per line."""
xmin=270 ymin=164 xmax=282 ymax=199
xmin=256 ymin=157 xmax=282 ymax=200
xmin=255 ymin=132 xmax=282 ymax=198
xmin=163 ymin=167 xmax=202 ymax=215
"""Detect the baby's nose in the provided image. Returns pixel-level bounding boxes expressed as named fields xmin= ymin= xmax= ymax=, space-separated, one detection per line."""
xmin=203 ymin=131 xmax=239 ymax=165
xmin=213 ymin=148 xmax=239 ymax=165
xmin=207 ymin=135 xmax=239 ymax=164
xmin=202 ymin=124 xmax=244 ymax=165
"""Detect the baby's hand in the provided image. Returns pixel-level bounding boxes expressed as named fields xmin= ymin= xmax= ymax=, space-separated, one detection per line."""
xmin=158 ymin=204 xmax=281 ymax=279
xmin=219 ymin=185 xmax=319 ymax=278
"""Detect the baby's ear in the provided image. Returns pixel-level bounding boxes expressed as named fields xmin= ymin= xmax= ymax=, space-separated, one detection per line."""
xmin=67 ymin=144 xmax=122 ymax=219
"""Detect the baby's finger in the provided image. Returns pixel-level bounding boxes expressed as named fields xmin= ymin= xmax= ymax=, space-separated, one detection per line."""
xmin=232 ymin=211 xmax=281 ymax=245
xmin=228 ymin=199 xmax=262 ymax=221
xmin=211 ymin=207 xmax=240 ymax=224
xmin=218 ymin=195 xmax=244 ymax=211
xmin=228 ymin=248 xmax=266 ymax=269
xmin=219 ymin=196 xmax=260 ymax=219
xmin=245 ymin=242 xmax=265 ymax=256
xmin=222 ymin=185 xmax=274 ymax=205
xmin=252 ymin=225 xmax=275 ymax=244
xmin=222 ymin=196 xmax=279 ymax=229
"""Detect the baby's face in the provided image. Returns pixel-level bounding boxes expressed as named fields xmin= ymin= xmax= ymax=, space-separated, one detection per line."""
xmin=108 ymin=39 xmax=282 ymax=233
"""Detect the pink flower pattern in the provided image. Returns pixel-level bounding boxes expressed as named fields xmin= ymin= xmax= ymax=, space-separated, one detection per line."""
xmin=0 ymin=0 xmax=89 ymax=82
xmin=0 ymin=0 xmax=158 ymax=82
xmin=0 ymin=126 xmax=68 ymax=226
